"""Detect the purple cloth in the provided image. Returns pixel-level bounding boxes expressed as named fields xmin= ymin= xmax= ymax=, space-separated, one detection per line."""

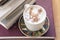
xmin=0 ymin=0 xmax=55 ymax=37
xmin=36 ymin=0 xmax=56 ymax=37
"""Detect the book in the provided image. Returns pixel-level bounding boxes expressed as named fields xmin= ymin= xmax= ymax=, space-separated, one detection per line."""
xmin=0 ymin=0 xmax=36 ymax=29
xmin=0 ymin=0 xmax=25 ymax=29
xmin=0 ymin=0 xmax=25 ymax=20
xmin=0 ymin=0 xmax=9 ymax=6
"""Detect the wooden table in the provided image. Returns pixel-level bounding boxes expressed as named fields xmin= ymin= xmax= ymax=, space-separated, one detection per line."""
xmin=52 ymin=0 xmax=60 ymax=40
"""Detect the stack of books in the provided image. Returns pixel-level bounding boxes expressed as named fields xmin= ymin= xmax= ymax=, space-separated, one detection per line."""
xmin=0 ymin=0 xmax=36 ymax=29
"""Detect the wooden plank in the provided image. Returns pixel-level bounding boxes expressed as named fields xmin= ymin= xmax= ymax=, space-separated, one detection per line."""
xmin=52 ymin=0 xmax=60 ymax=40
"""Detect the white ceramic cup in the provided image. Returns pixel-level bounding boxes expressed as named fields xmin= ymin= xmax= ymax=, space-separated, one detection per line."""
xmin=23 ymin=4 xmax=47 ymax=31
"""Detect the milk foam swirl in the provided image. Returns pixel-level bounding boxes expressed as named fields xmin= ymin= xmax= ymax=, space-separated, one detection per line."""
xmin=24 ymin=5 xmax=46 ymax=24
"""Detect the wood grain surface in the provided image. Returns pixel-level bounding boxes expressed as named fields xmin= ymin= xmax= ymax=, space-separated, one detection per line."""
xmin=52 ymin=0 xmax=60 ymax=40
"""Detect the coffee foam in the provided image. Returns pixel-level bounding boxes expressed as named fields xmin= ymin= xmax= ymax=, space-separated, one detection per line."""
xmin=24 ymin=5 xmax=46 ymax=24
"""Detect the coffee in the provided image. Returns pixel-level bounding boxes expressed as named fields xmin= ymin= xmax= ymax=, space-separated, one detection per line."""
xmin=23 ymin=4 xmax=46 ymax=31
xmin=24 ymin=5 xmax=46 ymax=24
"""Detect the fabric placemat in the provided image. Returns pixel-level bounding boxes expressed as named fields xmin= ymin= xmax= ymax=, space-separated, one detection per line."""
xmin=0 ymin=0 xmax=55 ymax=38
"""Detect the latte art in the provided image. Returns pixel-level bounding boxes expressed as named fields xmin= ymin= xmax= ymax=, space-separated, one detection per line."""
xmin=24 ymin=6 xmax=43 ymax=23
xmin=29 ymin=7 xmax=42 ymax=22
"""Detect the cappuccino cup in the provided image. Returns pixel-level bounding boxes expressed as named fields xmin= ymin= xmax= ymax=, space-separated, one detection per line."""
xmin=23 ymin=4 xmax=47 ymax=31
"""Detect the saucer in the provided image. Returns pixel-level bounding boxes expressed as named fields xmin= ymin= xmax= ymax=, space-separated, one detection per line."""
xmin=18 ymin=14 xmax=50 ymax=36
